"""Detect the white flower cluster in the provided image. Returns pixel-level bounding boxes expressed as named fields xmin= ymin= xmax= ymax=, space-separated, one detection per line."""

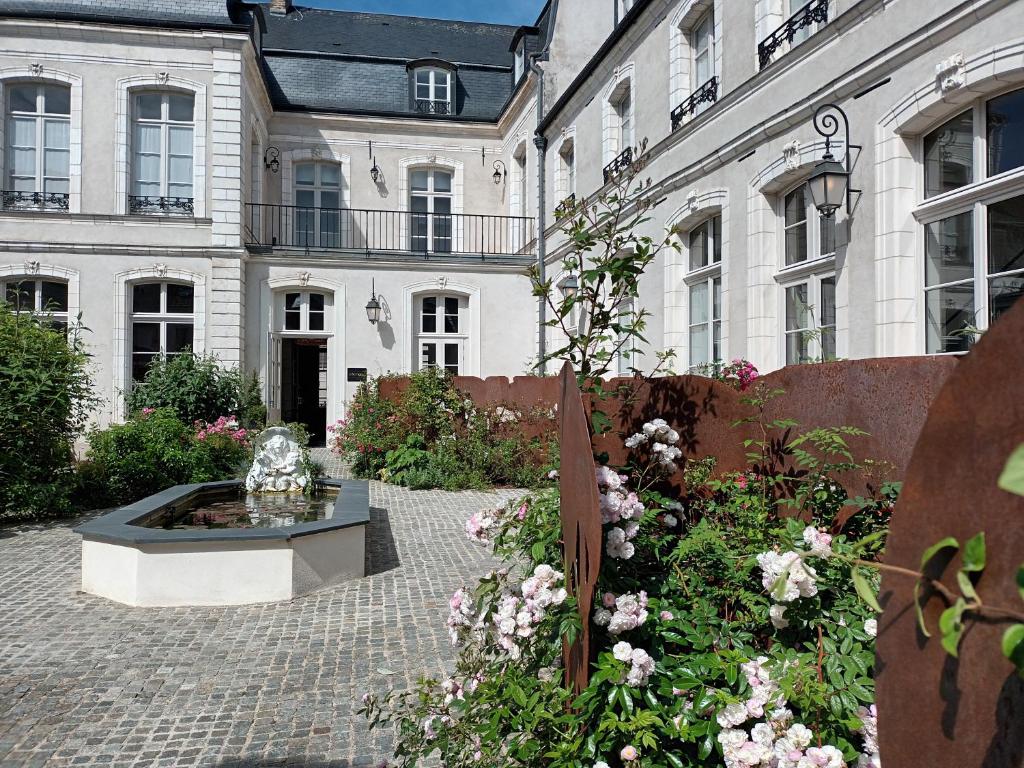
xmin=595 ymin=465 xmax=645 ymax=560
xmin=611 ymin=641 xmax=655 ymax=687
xmin=757 ymin=526 xmax=835 ymax=627
xmin=440 ymin=673 xmax=482 ymax=706
xmin=854 ymin=705 xmax=880 ymax=768
xmin=605 ymin=522 xmax=641 ymax=560
xmin=593 ymin=591 xmax=649 ymax=635
xmin=465 ymin=508 xmax=499 ymax=544
xmin=717 ymin=659 xmax=848 ymax=768
xmin=492 ymin=564 xmax=567 ymax=659
xmin=624 ymin=418 xmax=683 ymax=469
xmin=446 ymin=587 xmax=485 ymax=645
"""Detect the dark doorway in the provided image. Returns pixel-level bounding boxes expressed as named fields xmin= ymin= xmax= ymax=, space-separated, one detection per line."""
xmin=281 ymin=338 xmax=328 ymax=446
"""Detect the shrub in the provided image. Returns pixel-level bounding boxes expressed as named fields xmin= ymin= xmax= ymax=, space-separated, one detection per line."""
xmin=0 ymin=304 xmax=96 ymax=521
xmin=79 ymin=408 xmax=250 ymax=507
xmin=125 ymin=353 xmax=266 ymax=428
xmin=328 ymin=378 xmax=403 ymax=478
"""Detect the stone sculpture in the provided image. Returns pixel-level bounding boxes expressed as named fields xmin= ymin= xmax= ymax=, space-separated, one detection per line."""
xmin=245 ymin=426 xmax=310 ymax=492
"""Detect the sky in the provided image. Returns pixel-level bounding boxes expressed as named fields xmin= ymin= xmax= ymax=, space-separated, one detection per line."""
xmin=300 ymin=0 xmax=548 ymax=25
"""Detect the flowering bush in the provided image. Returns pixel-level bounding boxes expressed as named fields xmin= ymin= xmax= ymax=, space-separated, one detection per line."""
xmin=690 ymin=359 xmax=760 ymax=392
xmin=362 ymin=400 xmax=893 ymax=768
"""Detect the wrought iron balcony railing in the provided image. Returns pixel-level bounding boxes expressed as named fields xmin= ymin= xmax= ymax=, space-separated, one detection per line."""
xmin=603 ymin=146 xmax=634 ymax=185
xmin=2 ymin=190 xmax=70 ymax=211
xmin=244 ymin=203 xmax=535 ymax=262
xmin=414 ymin=99 xmax=452 ymax=115
xmin=758 ymin=0 xmax=829 ymax=70
xmin=671 ymin=76 xmax=719 ymax=131
xmin=128 ymin=195 xmax=195 ymax=215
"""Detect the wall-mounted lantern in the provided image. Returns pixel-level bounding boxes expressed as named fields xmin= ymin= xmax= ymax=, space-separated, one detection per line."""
xmin=559 ymin=273 xmax=579 ymax=300
xmin=369 ymin=141 xmax=382 ymax=184
xmin=805 ymin=103 xmax=860 ymax=218
xmin=264 ymin=146 xmax=281 ymax=174
xmin=365 ymin=279 xmax=382 ymax=325
xmin=492 ymin=160 xmax=507 ymax=185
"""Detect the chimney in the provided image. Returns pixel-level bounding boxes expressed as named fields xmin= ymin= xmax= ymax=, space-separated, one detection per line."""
xmin=269 ymin=0 xmax=291 ymax=15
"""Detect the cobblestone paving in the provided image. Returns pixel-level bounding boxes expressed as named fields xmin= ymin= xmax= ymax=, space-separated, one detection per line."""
xmin=0 ymin=479 xmax=522 ymax=767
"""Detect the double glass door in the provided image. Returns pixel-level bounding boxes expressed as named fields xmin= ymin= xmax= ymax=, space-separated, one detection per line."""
xmin=410 ymin=169 xmax=453 ymax=253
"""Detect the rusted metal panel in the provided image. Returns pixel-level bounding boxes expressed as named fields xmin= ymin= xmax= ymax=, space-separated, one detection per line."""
xmin=558 ymin=363 xmax=603 ymax=694
xmin=876 ymin=302 xmax=1024 ymax=767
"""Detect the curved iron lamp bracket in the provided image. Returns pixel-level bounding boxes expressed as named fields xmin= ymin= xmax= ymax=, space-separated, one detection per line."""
xmin=812 ymin=103 xmax=862 ymax=215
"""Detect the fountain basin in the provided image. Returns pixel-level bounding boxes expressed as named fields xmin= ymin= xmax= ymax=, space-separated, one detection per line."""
xmin=74 ymin=479 xmax=369 ymax=607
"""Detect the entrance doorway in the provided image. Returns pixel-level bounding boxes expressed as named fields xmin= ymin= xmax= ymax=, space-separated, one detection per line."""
xmin=280 ymin=338 xmax=328 ymax=446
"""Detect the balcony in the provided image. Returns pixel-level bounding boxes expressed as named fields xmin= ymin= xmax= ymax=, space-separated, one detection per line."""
xmin=128 ymin=195 xmax=195 ymax=216
xmin=244 ymin=204 xmax=536 ymax=264
xmin=671 ymin=76 xmax=719 ymax=131
xmin=1 ymin=191 xmax=69 ymax=212
xmin=758 ymin=0 xmax=829 ymax=70
xmin=603 ymin=146 xmax=634 ymax=185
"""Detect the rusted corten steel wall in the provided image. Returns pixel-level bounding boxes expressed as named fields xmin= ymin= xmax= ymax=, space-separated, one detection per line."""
xmin=876 ymin=301 xmax=1024 ymax=768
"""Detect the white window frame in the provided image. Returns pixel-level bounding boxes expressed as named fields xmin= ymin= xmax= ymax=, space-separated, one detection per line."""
xmin=129 ymin=280 xmax=195 ymax=383
xmin=293 ymin=160 xmax=344 ymax=248
xmin=4 ymin=81 xmax=70 ymax=206
xmin=558 ymin=137 xmax=577 ymax=202
xmin=129 ymin=90 xmax=195 ymax=211
xmin=514 ymin=41 xmax=526 ymax=83
xmin=414 ymin=68 xmax=452 ymax=114
xmin=691 ymin=9 xmax=715 ymax=96
xmin=915 ymin=85 xmax=1024 ymax=355
xmin=415 ymin=293 xmax=468 ymax=374
xmin=685 ymin=214 xmax=723 ymax=368
xmin=615 ymin=87 xmax=634 ymax=156
xmin=280 ymin=290 xmax=329 ymax=334
xmin=409 ymin=167 xmax=455 ymax=253
xmin=780 ymin=272 xmax=836 ymax=365
xmin=1 ymin=276 xmax=69 ymax=327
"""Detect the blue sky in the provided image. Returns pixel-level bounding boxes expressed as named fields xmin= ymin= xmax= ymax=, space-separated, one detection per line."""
xmin=301 ymin=0 xmax=547 ymax=25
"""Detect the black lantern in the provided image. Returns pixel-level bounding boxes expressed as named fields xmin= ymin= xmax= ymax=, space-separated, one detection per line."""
xmin=264 ymin=146 xmax=280 ymax=174
xmin=365 ymin=280 xmax=382 ymax=325
xmin=370 ymin=157 xmax=382 ymax=184
xmin=492 ymin=160 xmax=507 ymax=185
xmin=806 ymin=103 xmax=860 ymax=217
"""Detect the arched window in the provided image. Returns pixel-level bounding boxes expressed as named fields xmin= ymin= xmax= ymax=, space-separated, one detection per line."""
xmin=129 ymin=281 xmax=194 ymax=382
xmin=294 ymin=161 xmax=343 ymax=248
xmin=2 ymin=276 xmax=68 ymax=330
xmin=413 ymin=67 xmax=452 ymax=115
xmin=4 ymin=82 xmax=70 ymax=210
xmin=409 ymin=168 xmax=453 ymax=253
xmin=129 ymin=91 xmax=195 ymax=215
xmin=686 ymin=215 xmax=722 ymax=368
xmin=920 ymin=86 xmax=1024 ymax=353
xmin=415 ymin=293 xmax=467 ymax=374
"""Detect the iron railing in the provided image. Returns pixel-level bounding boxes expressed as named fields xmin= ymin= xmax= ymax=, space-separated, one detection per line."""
xmin=758 ymin=0 xmax=829 ymax=70
xmin=603 ymin=146 xmax=634 ymax=185
xmin=414 ymin=99 xmax=452 ymax=115
xmin=671 ymin=76 xmax=719 ymax=130
xmin=128 ymin=195 xmax=195 ymax=215
xmin=2 ymin=190 xmax=69 ymax=211
xmin=244 ymin=203 xmax=536 ymax=261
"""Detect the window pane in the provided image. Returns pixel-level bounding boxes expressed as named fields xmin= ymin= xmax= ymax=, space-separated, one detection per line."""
xmin=925 ymin=284 xmax=975 ymax=353
xmin=989 ymin=275 xmax=1024 ymax=325
xmin=285 ymin=312 xmax=300 ymax=331
xmin=786 ymin=332 xmax=810 ymax=365
xmin=11 ymin=145 xmax=36 ymax=176
xmin=295 ymin=163 xmax=315 ymax=185
xmin=168 ymin=156 xmax=193 ymax=187
xmin=309 ymin=293 xmax=325 ymax=312
xmin=44 ymin=178 xmax=69 ymax=195
xmin=132 ymin=283 xmax=161 ymax=313
xmin=712 ymin=276 xmax=722 ymax=321
xmin=44 ymin=119 xmax=70 ymax=149
xmin=923 ymin=110 xmax=973 ymax=198
xmin=6 ymin=281 xmax=34 ymax=311
xmin=712 ymin=216 xmax=722 ymax=263
xmin=411 ymin=170 xmax=429 ymax=191
xmin=168 ymin=94 xmax=194 ymax=122
xmin=9 ymin=85 xmax=36 ymax=113
xmin=131 ymin=322 xmax=160 ymax=353
xmin=320 ymin=164 xmax=340 ymax=186
xmin=820 ymin=214 xmax=836 ymax=256
xmin=40 ymin=281 xmax=68 ymax=312
xmin=444 ymin=342 xmax=459 ymax=372
xmin=444 ymin=297 xmax=459 ymax=333
xmin=434 ymin=171 xmax=452 ymax=193
xmin=987 ymin=87 xmax=1024 ymax=177
xmin=166 ymin=323 xmax=193 ymax=353
xmin=422 ymin=296 xmax=437 ymax=332
xmin=820 ymin=277 xmax=836 ymax=327
xmin=10 ymin=116 xmax=37 ymax=148
xmin=309 ymin=311 xmax=325 ymax=331
xmin=416 ymin=70 xmax=431 ymax=85
xmin=166 ymin=283 xmax=194 ymax=314
xmin=689 ymin=282 xmax=708 ymax=325
xmin=925 ymin=211 xmax=974 ymax=286
xmin=320 ymin=190 xmax=340 ymax=209
xmin=42 ymin=147 xmax=68 ymax=179
xmin=43 ymin=85 xmax=70 ymax=115
xmin=988 ymin=194 xmax=1024 ymax=275
xmin=784 ymin=188 xmax=806 ymax=227
xmin=785 ymin=222 xmax=808 ymax=265
xmin=167 ymin=125 xmax=193 ymax=157
xmin=421 ymin=342 xmax=436 ymax=367
xmin=689 ymin=222 xmax=707 ymax=271
xmin=132 ymin=354 xmax=157 ymax=383
xmin=135 ymin=93 xmax=162 ymax=120
xmin=785 ymin=283 xmax=809 ymax=331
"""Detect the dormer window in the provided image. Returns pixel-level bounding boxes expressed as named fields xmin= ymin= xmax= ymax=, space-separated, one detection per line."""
xmin=514 ymin=41 xmax=526 ymax=83
xmin=412 ymin=66 xmax=452 ymax=115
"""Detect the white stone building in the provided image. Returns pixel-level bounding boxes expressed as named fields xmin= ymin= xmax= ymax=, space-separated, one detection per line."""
xmin=0 ymin=0 xmax=1021 ymax=444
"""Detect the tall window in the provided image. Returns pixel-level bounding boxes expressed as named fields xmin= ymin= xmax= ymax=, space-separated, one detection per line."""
xmin=5 ymin=83 xmax=70 ymax=209
xmin=514 ymin=41 xmax=526 ymax=83
xmin=691 ymin=10 xmax=715 ymax=110
xmin=417 ymin=294 xmax=466 ymax=374
xmin=921 ymin=87 xmax=1024 ymax=353
xmin=2 ymin=277 xmax=69 ymax=330
xmin=410 ymin=168 xmax=453 ymax=253
xmin=687 ymin=215 xmax=722 ymax=367
xmin=780 ymin=185 xmax=837 ymax=364
xmin=559 ymin=139 xmax=576 ymax=201
xmin=414 ymin=68 xmax=452 ymax=115
xmin=130 ymin=281 xmax=194 ymax=382
xmin=294 ymin=161 xmax=342 ymax=248
xmin=130 ymin=91 xmax=194 ymax=214
xmin=615 ymin=87 xmax=633 ymax=155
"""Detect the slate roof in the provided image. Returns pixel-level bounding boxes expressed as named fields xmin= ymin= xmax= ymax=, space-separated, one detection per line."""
xmin=0 ymin=0 xmax=248 ymax=28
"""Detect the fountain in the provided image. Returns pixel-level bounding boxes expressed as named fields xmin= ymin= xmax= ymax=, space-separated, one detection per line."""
xmin=75 ymin=426 xmax=369 ymax=607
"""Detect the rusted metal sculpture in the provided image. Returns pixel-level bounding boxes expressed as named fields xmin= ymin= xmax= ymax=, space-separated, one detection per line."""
xmin=876 ymin=299 xmax=1024 ymax=768
xmin=558 ymin=362 xmax=603 ymax=694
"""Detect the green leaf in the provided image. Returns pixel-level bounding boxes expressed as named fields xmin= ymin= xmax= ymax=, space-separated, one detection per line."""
xmin=531 ymin=542 xmax=546 ymax=562
xmin=997 ymin=443 xmax=1024 ymax=497
xmin=913 ymin=581 xmax=931 ymax=637
xmin=956 ymin=570 xmax=978 ymax=601
xmin=852 ymin=568 xmax=882 ymax=612
xmin=962 ymin=532 xmax=986 ymax=573
xmin=666 ymin=752 xmax=684 ymax=768
xmin=920 ymin=537 xmax=959 ymax=571
xmin=939 ymin=598 xmax=967 ymax=658
xmin=1001 ymin=624 xmax=1024 ymax=676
